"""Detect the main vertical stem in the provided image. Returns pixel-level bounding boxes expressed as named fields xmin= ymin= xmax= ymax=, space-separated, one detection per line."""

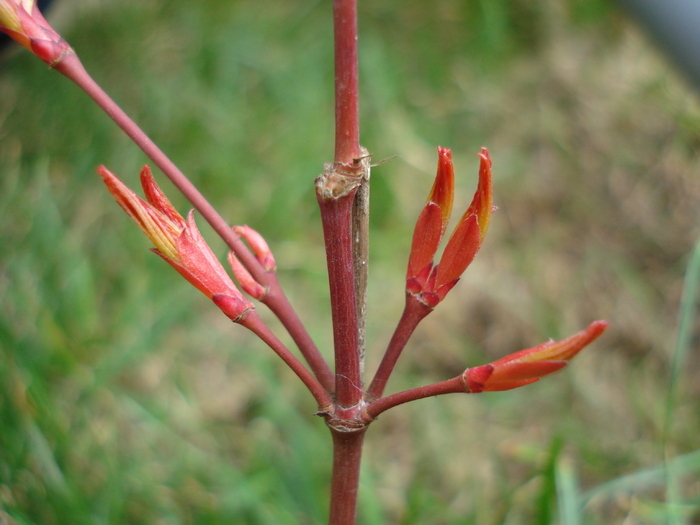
xmin=318 ymin=191 xmax=362 ymax=408
xmin=328 ymin=430 xmax=367 ymax=525
xmin=321 ymin=0 xmax=364 ymax=407
xmin=321 ymin=2 xmax=367 ymax=524
xmin=333 ymin=0 xmax=361 ymax=165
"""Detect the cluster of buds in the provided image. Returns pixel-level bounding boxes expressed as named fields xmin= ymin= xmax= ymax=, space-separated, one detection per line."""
xmin=406 ymin=147 xmax=492 ymax=308
xmin=395 ymin=147 xmax=607 ymax=395
xmin=4 ymin=6 xmax=612 ymax=520
xmin=98 ymin=165 xmax=255 ymax=323
xmin=0 ymin=0 xmax=72 ymax=65
xmin=4 ymin=0 xmax=606 ymax=408
xmin=98 ymin=167 xmax=335 ymax=408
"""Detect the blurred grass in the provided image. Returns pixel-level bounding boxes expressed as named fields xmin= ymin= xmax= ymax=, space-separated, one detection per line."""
xmin=1 ymin=0 xmax=699 ymax=523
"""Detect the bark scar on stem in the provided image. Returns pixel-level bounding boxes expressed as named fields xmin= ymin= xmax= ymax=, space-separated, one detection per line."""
xmin=315 ymin=147 xmax=371 ymax=385
xmin=351 ymin=147 xmax=371 ymax=382
xmin=314 ymin=147 xmax=370 ymax=201
xmin=316 ymin=397 xmax=373 ymax=433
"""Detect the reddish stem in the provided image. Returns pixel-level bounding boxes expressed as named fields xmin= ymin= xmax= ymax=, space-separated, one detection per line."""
xmin=317 ymin=191 xmax=362 ymax=407
xmin=333 ymin=0 xmax=361 ymax=165
xmin=367 ymin=295 xmax=432 ymax=399
xmin=319 ymin=2 xmax=367 ymax=523
xmin=365 ymin=376 xmax=466 ymax=420
xmin=328 ymin=429 xmax=366 ymax=525
xmin=241 ymin=312 xmax=333 ymax=409
xmin=264 ymin=274 xmax=336 ymax=392
xmin=56 ymin=54 xmax=258 ymax=273
xmin=53 ymin=53 xmax=334 ymax=391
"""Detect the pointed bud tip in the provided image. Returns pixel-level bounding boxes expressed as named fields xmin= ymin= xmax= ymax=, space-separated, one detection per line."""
xmin=139 ymin=166 xmax=185 ymax=227
xmin=406 ymin=146 xmax=457 ymax=283
xmin=97 ymin=165 xmax=139 ymax=206
xmin=462 ymin=320 xmax=608 ymax=393
xmin=96 ymin=164 xmax=113 ymax=179
xmin=139 ymin=165 xmax=153 ymax=182
xmin=429 ymin=146 xmax=455 ymax=232
xmin=589 ymin=319 xmax=610 ymax=333
xmin=234 ymin=225 xmax=276 ymax=271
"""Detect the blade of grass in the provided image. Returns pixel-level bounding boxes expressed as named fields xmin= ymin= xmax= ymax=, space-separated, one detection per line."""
xmin=663 ymin=234 xmax=700 ymax=525
xmin=535 ymin=437 xmax=563 ymax=525
xmin=580 ymin=449 xmax=700 ymax=505
xmin=555 ymin=456 xmax=581 ymax=525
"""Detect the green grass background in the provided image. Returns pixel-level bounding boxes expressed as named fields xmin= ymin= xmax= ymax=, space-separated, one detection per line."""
xmin=1 ymin=0 xmax=699 ymax=523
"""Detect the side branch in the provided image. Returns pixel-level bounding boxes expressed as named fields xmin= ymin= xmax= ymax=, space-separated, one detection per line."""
xmin=264 ymin=276 xmax=336 ymax=392
xmin=365 ymin=376 xmax=466 ymax=420
xmin=55 ymin=54 xmax=264 ymax=282
xmin=55 ymin=54 xmax=334 ymax=390
xmin=242 ymin=312 xmax=333 ymax=408
xmin=367 ymin=295 xmax=432 ymax=399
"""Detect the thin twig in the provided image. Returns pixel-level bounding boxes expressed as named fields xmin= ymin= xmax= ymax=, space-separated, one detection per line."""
xmin=54 ymin=53 xmax=334 ymax=391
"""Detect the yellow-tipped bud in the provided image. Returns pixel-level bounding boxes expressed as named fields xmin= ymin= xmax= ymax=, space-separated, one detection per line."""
xmin=0 ymin=0 xmax=33 ymax=31
xmin=0 ymin=0 xmax=72 ymax=65
xmin=98 ymin=165 xmax=254 ymax=321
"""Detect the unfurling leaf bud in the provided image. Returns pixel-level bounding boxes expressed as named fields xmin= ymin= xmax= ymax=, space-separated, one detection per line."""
xmin=405 ymin=147 xmax=493 ymax=308
xmin=462 ymin=320 xmax=608 ymax=393
xmin=233 ymin=225 xmax=276 ymax=271
xmin=0 ymin=0 xmax=73 ymax=66
xmin=98 ymin=165 xmax=253 ymax=322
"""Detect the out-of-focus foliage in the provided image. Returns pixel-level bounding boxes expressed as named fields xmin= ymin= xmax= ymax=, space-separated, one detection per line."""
xmin=0 ymin=0 xmax=698 ymax=523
